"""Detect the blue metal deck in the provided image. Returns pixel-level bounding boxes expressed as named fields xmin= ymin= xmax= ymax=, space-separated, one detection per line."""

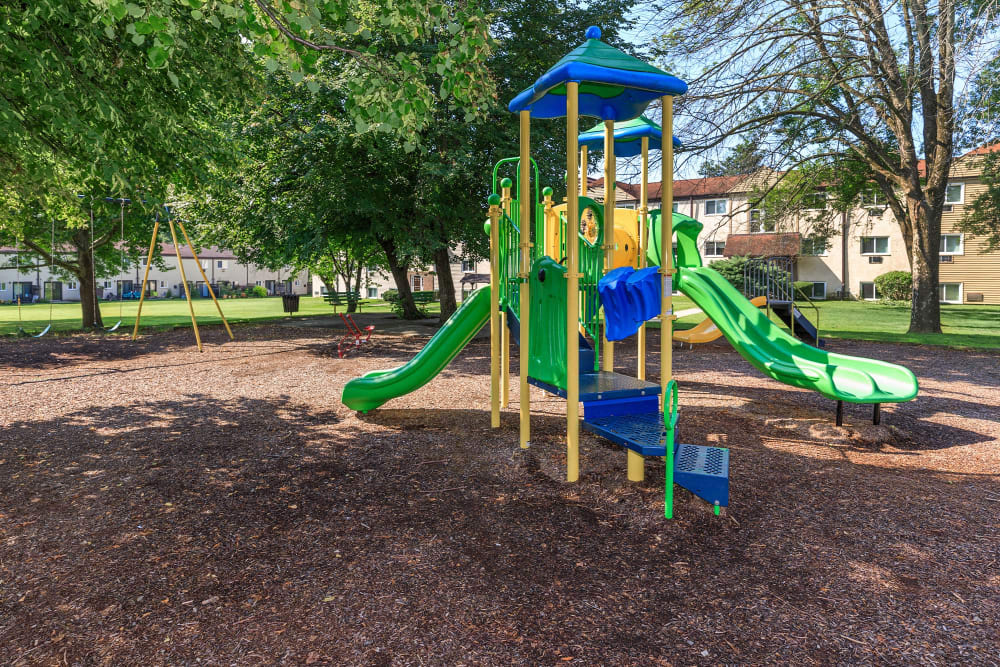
xmin=581 ymin=410 xmax=668 ymax=455
xmin=528 ymin=371 xmax=661 ymax=402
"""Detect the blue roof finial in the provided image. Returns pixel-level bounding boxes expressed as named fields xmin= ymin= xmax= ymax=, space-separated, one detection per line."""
xmin=585 ymin=26 xmax=601 ymax=40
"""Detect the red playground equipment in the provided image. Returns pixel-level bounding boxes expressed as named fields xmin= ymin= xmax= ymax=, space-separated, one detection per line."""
xmin=338 ymin=313 xmax=375 ymax=358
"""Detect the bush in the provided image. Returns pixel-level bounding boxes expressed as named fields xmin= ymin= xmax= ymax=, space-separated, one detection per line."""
xmin=874 ymin=271 xmax=911 ymax=302
xmin=250 ymin=285 xmax=268 ymax=298
xmin=708 ymin=255 xmax=751 ymax=290
xmin=382 ymin=288 xmax=398 ymax=303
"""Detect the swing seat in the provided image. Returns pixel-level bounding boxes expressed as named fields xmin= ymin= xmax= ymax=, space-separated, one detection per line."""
xmin=33 ymin=324 xmax=52 ymax=338
xmin=103 ymin=321 xmax=122 ymax=333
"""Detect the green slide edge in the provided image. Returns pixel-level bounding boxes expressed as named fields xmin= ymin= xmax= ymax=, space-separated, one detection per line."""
xmin=341 ymin=286 xmax=491 ymax=413
xmin=647 ymin=214 xmax=917 ymax=404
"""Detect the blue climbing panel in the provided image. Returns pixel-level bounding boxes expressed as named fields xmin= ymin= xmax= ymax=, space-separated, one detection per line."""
xmin=598 ymin=265 xmax=662 ymax=341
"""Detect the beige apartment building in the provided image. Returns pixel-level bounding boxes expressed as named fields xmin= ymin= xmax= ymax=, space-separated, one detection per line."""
xmin=613 ymin=144 xmax=999 ymax=304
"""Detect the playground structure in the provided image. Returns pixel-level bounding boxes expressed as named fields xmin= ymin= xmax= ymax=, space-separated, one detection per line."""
xmin=743 ymin=256 xmax=823 ymax=347
xmin=341 ymin=27 xmax=919 ymax=517
xmin=131 ymin=207 xmax=234 ymax=352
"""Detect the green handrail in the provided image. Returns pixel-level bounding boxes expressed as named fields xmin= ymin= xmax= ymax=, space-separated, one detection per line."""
xmin=663 ymin=379 xmax=679 ymax=519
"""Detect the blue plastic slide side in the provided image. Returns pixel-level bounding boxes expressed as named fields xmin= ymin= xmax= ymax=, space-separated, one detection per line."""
xmin=598 ymin=265 xmax=662 ymax=341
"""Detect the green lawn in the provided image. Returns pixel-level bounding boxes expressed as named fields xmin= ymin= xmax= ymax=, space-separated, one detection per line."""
xmin=0 ymin=296 xmax=435 ymax=336
xmin=2 ymin=294 xmax=998 ymax=349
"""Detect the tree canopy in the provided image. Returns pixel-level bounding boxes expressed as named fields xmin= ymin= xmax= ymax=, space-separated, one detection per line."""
xmin=652 ymin=0 xmax=1000 ymax=332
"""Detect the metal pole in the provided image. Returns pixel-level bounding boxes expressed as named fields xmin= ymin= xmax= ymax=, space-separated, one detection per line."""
xmin=178 ymin=220 xmax=234 ymax=341
xmin=637 ymin=136 xmax=649 ymax=380
xmin=661 ymin=95 xmax=675 ymax=515
xmin=167 ymin=218 xmax=202 ymax=352
xmin=602 ymin=119 xmax=616 ymax=373
xmin=566 ymin=82 xmax=581 ymax=483
xmin=518 ymin=110 xmax=532 ymax=449
xmin=488 ymin=195 xmax=502 ymax=429
xmin=580 ymin=145 xmax=588 ymax=196
xmin=500 ymin=179 xmax=512 ymax=409
xmin=131 ymin=220 xmax=160 ymax=340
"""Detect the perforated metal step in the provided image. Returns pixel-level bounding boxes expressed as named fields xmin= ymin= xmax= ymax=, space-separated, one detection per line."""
xmin=581 ymin=411 xmax=668 ymax=456
xmin=674 ymin=443 xmax=730 ymax=507
xmin=529 ymin=371 xmax=661 ymax=402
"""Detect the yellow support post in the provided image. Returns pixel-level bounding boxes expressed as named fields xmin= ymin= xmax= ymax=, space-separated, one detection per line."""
xmin=602 ymin=119 xmax=616 ymax=373
xmin=661 ymin=95 xmax=676 ymax=518
xmin=627 ymin=138 xmax=651 ymax=483
xmin=178 ymin=220 xmax=234 ymax=341
xmin=565 ymin=82 xmax=580 ymax=483
xmin=488 ymin=194 xmax=502 ymax=429
xmin=637 ymin=136 xmax=649 ymax=380
xmin=518 ymin=110 xmax=532 ymax=449
xmin=131 ymin=219 xmax=160 ymax=341
xmin=580 ymin=145 xmax=588 ymax=196
xmin=167 ymin=218 xmax=202 ymax=352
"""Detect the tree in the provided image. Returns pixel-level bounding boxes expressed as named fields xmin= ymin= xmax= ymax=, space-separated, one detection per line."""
xmin=191 ymin=0 xmax=639 ymax=322
xmin=0 ymin=195 xmax=159 ymax=329
xmin=652 ymin=0 xmax=1000 ymax=332
xmin=698 ymin=138 xmax=766 ymax=178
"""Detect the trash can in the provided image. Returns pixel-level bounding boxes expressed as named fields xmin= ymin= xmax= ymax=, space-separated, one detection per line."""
xmin=282 ymin=294 xmax=300 ymax=314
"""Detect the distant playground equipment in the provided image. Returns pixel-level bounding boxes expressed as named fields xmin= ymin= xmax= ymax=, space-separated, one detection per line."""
xmin=337 ymin=312 xmax=376 ymax=358
xmin=743 ymin=256 xmax=823 ymax=347
xmin=673 ymin=296 xmax=768 ymax=347
xmin=131 ymin=207 xmax=234 ymax=352
xmin=341 ymin=27 xmax=919 ymax=518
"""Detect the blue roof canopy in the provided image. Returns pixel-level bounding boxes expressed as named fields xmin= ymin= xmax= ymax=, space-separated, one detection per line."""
xmin=578 ymin=116 xmax=682 ymax=157
xmin=508 ymin=27 xmax=687 ymax=121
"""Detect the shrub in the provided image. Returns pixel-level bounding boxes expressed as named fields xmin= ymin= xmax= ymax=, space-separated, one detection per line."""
xmin=708 ymin=255 xmax=751 ymax=290
xmin=382 ymin=289 xmax=399 ymax=303
xmin=250 ymin=285 xmax=268 ymax=298
xmin=874 ymin=271 xmax=911 ymax=302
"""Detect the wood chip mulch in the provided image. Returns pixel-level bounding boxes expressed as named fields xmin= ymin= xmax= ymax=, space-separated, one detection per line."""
xmin=1 ymin=323 xmax=998 ymax=665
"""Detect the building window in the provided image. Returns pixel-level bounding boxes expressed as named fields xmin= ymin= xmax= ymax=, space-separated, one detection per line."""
xmin=367 ymin=287 xmax=378 ymax=299
xmin=800 ymin=235 xmax=828 ymax=256
xmin=860 ymin=236 xmax=890 ymax=255
xmin=704 ymin=199 xmax=727 ymax=215
xmin=411 ymin=274 xmax=423 ymax=291
xmin=671 ymin=202 xmax=679 ymax=213
xmin=704 ymin=241 xmax=725 ymax=257
xmin=944 ymin=183 xmax=964 ymax=205
xmin=461 ymin=260 xmax=475 ymax=273
xmin=940 ymin=234 xmax=963 ymax=255
xmin=104 ymin=281 xmax=111 ymax=288
xmin=1 ymin=282 xmax=6 ymax=290
xmin=809 ymin=282 xmax=827 ymax=300
xmin=68 ymin=282 xmax=78 ymax=290
xmin=939 ymin=282 xmax=962 ymax=303
xmin=749 ymin=209 xmax=773 ymax=233
xmin=860 ymin=188 xmax=887 ymax=207
xmin=859 ymin=282 xmax=879 ymax=301
xmin=201 ymin=260 xmax=209 ymax=270
xmin=802 ymin=192 xmax=827 ymax=210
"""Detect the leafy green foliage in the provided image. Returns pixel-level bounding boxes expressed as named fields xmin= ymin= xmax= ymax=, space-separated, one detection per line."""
xmin=874 ymin=271 xmax=912 ymax=302
xmin=96 ymin=0 xmax=495 ymax=141
xmin=250 ymin=285 xmax=268 ymax=298
xmin=707 ymin=255 xmax=750 ymax=291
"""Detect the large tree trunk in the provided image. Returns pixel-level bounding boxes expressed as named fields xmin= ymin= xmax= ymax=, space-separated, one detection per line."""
xmin=432 ymin=246 xmax=457 ymax=322
xmin=908 ymin=199 xmax=943 ymax=333
xmin=377 ymin=236 xmax=423 ymax=320
xmin=348 ymin=263 xmax=363 ymax=313
xmin=76 ymin=237 xmax=104 ymax=330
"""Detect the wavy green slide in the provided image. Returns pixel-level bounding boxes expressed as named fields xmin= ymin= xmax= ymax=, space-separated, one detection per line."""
xmin=341 ymin=286 xmax=491 ymax=413
xmin=649 ymin=213 xmax=918 ymax=404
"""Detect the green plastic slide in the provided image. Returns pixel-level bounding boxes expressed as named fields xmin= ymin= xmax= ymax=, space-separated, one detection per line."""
xmin=648 ymin=213 xmax=918 ymax=404
xmin=341 ymin=286 xmax=491 ymax=413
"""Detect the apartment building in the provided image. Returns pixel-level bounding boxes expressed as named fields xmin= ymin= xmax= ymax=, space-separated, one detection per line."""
xmin=614 ymin=144 xmax=999 ymax=304
xmin=0 ymin=244 xmax=309 ymax=302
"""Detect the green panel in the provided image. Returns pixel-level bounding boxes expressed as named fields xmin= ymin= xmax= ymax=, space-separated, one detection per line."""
xmin=340 ymin=287 xmax=491 ymax=413
xmin=552 ymin=38 xmax=672 ymax=76
xmin=527 ymin=256 xmax=569 ymax=389
xmin=549 ymin=81 xmax=626 ymax=99
xmin=645 ymin=210 xmax=701 ymax=268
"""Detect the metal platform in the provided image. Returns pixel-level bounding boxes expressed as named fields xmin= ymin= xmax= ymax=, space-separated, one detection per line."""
xmin=581 ymin=411 xmax=668 ymax=456
xmin=674 ymin=443 xmax=730 ymax=507
xmin=582 ymin=412 xmax=730 ymax=507
xmin=528 ymin=371 xmax=661 ymax=402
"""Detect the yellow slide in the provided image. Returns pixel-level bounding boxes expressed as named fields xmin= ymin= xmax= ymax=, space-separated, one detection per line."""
xmin=674 ymin=296 xmax=768 ymax=346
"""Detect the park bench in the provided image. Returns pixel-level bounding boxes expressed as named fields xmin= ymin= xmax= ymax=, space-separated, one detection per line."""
xmin=323 ymin=291 xmax=361 ymax=313
xmin=411 ymin=291 xmax=436 ymax=304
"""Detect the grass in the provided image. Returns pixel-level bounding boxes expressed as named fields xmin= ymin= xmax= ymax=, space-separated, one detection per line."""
xmin=3 ymin=294 xmax=998 ymax=349
xmin=0 ymin=296 xmax=439 ymax=336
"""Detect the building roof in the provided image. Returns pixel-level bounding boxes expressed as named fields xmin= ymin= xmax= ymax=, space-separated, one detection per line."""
xmin=508 ymin=26 xmax=687 ymax=120
xmin=630 ymin=174 xmax=748 ymax=202
xmin=723 ymin=233 xmax=802 ymax=258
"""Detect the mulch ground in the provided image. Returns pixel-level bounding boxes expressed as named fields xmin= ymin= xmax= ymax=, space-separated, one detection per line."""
xmin=1 ymin=320 xmax=998 ymax=665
